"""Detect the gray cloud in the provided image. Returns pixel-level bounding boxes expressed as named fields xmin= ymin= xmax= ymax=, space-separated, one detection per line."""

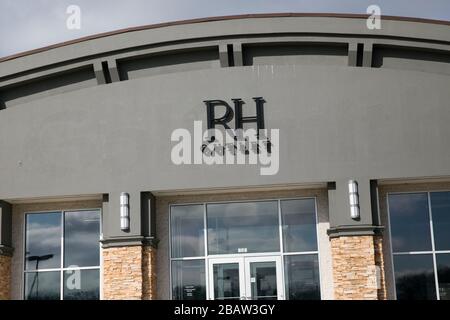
xmin=1 ymin=0 xmax=449 ymax=58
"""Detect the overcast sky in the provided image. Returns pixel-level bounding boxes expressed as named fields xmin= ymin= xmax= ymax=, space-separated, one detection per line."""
xmin=1 ymin=0 xmax=449 ymax=58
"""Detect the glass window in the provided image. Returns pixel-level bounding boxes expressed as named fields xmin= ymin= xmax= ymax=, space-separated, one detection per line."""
xmin=388 ymin=193 xmax=432 ymax=252
xmin=389 ymin=191 xmax=450 ymax=300
xmin=213 ymin=263 xmax=241 ymax=300
xmin=430 ymin=192 xmax=450 ymax=251
xmin=24 ymin=271 xmax=60 ymax=300
xmin=24 ymin=210 xmax=100 ymax=300
xmin=25 ymin=212 xmax=61 ymax=270
xmin=284 ymin=255 xmax=320 ymax=300
xmin=281 ymin=199 xmax=317 ymax=252
xmin=171 ymin=205 xmax=204 ymax=258
xmin=171 ymin=260 xmax=206 ymax=300
xmin=437 ymin=254 xmax=450 ymax=300
xmin=169 ymin=198 xmax=321 ymax=300
xmin=63 ymin=269 xmax=100 ymax=300
xmin=393 ymin=254 xmax=436 ymax=300
xmin=207 ymin=201 xmax=279 ymax=254
xmin=64 ymin=210 xmax=100 ymax=267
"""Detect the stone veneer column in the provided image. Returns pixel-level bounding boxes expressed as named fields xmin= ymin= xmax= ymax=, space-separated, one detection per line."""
xmin=327 ymin=179 xmax=387 ymax=300
xmin=0 ymin=201 xmax=12 ymax=300
xmin=142 ymin=245 xmax=157 ymax=300
xmin=330 ymin=235 xmax=386 ymax=300
xmin=0 ymin=254 xmax=11 ymax=300
xmin=102 ymin=245 xmax=157 ymax=300
xmin=374 ymin=235 xmax=387 ymax=300
xmin=101 ymin=191 xmax=157 ymax=300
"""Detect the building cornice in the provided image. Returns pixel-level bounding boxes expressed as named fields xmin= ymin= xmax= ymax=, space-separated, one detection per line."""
xmin=1 ymin=12 xmax=449 ymax=63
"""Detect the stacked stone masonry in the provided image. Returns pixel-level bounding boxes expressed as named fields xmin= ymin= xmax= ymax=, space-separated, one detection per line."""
xmin=142 ymin=246 xmax=157 ymax=300
xmin=331 ymin=235 xmax=386 ymax=300
xmin=102 ymin=245 xmax=156 ymax=300
xmin=374 ymin=236 xmax=387 ymax=300
xmin=0 ymin=255 xmax=11 ymax=300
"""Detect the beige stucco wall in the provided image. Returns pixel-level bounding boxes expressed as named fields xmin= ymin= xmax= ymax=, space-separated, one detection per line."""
xmin=10 ymin=199 xmax=102 ymax=300
xmin=378 ymin=181 xmax=450 ymax=300
xmin=155 ymin=187 xmax=334 ymax=300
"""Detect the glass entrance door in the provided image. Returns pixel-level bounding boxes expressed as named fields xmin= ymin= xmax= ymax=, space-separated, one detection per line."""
xmin=210 ymin=257 xmax=245 ymax=300
xmin=245 ymin=256 xmax=282 ymax=300
xmin=208 ymin=256 xmax=284 ymax=300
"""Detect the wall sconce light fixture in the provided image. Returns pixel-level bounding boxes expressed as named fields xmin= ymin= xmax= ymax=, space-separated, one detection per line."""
xmin=348 ymin=180 xmax=360 ymax=220
xmin=120 ymin=192 xmax=130 ymax=231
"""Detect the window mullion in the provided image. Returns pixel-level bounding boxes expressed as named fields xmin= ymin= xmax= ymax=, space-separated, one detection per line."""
xmin=60 ymin=211 xmax=65 ymax=300
xmin=278 ymin=199 xmax=284 ymax=254
xmin=203 ymin=203 xmax=209 ymax=300
xmin=277 ymin=199 xmax=287 ymax=300
xmin=428 ymin=193 xmax=440 ymax=300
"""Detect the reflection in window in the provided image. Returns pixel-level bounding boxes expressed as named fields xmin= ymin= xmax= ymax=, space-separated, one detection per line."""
xmin=388 ymin=193 xmax=431 ymax=252
xmin=250 ymin=261 xmax=278 ymax=300
xmin=64 ymin=210 xmax=100 ymax=267
xmin=25 ymin=212 xmax=61 ymax=270
xmin=24 ymin=210 xmax=100 ymax=300
xmin=24 ymin=271 xmax=60 ymax=300
xmin=207 ymin=201 xmax=279 ymax=254
xmin=281 ymin=199 xmax=317 ymax=252
xmin=171 ymin=205 xmax=204 ymax=258
xmin=213 ymin=263 xmax=241 ymax=300
xmin=284 ymin=255 xmax=320 ymax=300
xmin=430 ymin=192 xmax=450 ymax=251
xmin=169 ymin=198 xmax=320 ymax=300
xmin=394 ymin=255 xmax=436 ymax=300
xmin=437 ymin=254 xmax=450 ymax=300
xmin=63 ymin=269 xmax=100 ymax=300
xmin=172 ymin=260 xmax=206 ymax=300
xmin=389 ymin=191 xmax=450 ymax=300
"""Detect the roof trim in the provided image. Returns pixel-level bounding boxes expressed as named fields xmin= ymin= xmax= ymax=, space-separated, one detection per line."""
xmin=1 ymin=12 xmax=449 ymax=63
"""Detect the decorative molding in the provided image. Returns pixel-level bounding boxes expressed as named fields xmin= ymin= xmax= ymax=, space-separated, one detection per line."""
xmin=0 ymin=245 xmax=13 ymax=257
xmin=327 ymin=225 xmax=384 ymax=238
xmin=100 ymin=236 xmax=158 ymax=249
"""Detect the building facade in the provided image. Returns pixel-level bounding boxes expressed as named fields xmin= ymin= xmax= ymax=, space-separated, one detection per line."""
xmin=0 ymin=13 xmax=449 ymax=300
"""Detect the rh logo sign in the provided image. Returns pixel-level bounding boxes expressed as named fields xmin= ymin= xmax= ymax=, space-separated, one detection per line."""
xmin=171 ymin=98 xmax=280 ymax=176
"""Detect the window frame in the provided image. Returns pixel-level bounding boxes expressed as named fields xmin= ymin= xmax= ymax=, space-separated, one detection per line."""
xmin=387 ymin=191 xmax=450 ymax=300
xmin=22 ymin=208 xmax=102 ymax=300
xmin=168 ymin=197 xmax=322 ymax=300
